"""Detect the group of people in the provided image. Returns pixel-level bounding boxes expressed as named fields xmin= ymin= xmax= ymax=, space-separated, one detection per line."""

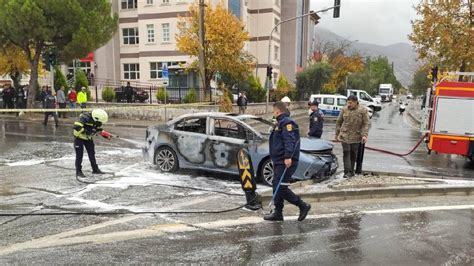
xmin=1 ymin=84 xmax=27 ymax=109
xmin=40 ymin=86 xmax=89 ymax=127
xmin=265 ymin=95 xmax=369 ymax=221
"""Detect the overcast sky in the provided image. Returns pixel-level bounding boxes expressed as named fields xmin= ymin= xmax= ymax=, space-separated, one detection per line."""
xmin=310 ymin=0 xmax=419 ymax=46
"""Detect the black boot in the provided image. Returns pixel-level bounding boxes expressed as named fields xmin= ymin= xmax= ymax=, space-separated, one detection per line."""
xmin=298 ymin=203 xmax=311 ymax=222
xmin=92 ymin=168 xmax=105 ymax=174
xmin=76 ymin=170 xmax=86 ymax=178
xmin=264 ymin=210 xmax=283 ymax=221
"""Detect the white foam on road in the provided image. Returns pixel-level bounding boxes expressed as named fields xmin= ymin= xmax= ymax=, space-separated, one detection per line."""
xmin=6 ymin=159 xmax=45 ymax=166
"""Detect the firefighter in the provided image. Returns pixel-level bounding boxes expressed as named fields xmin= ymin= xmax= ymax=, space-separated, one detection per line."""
xmin=308 ymin=99 xmax=324 ymax=138
xmin=73 ymin=109 xmax=110 ymax=178
xmin=264 ymin=101 xmax=311 ymax=222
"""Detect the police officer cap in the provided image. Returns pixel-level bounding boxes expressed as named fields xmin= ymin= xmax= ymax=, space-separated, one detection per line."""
xmin=310 ymin=99 xmax=319 ymax=106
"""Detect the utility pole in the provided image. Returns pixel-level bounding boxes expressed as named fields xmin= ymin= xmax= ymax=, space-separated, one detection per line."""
xmin=198 ymin=0 xmax=206 ymax=102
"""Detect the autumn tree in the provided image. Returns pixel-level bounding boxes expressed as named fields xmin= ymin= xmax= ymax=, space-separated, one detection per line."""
xmin=0 ymin=44 xmax=30 ymax=89
xmin=411 ymin=65 xmax=431 ymax=96
xmin=409 ymin=0 xmax=473 ymax=74
xmin=274 ymin=74 xmax=295 ymax=100
xmin=177 ymin=3 xmax=253 ymax=95
xmin=324 ymin=54 xmax=364 ymax=94
xmin=0 ymin=0 xmax=117 ymax=107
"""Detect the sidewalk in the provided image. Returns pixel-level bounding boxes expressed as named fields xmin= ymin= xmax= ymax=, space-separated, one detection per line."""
xmin=261 ymin=172 xmax=474 ymax=202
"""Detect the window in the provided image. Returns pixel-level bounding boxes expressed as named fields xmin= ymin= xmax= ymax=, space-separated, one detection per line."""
xmin=147 ymin=24 xmax=155 ymax=43
xmin=122 ymin=28 xmax=139 ymax=45
xmin=323 ymin=98 xmax=335 ymax=105
xmin=214 ymin=119 xmax=247 ymax=140
xmin=175 ymin=117 xmax=207 ymax=134
xmin=67 ymin=62 xmax=91 ymax=76
xmin=360 ymin=92 xmax=371 ymax=101
xmin=162 ymin=0 xmax=170 ymax=4
xmin=146 ymin=0 xmax=154 ymax=4
xmin=150 ymin=62 xmax=165 ymax=79
xmin=121 ymin=0 xmax=137 ymax=9
xmin=123 ymin=63 xmax=140 ymax=80
xmin=162 ymin=23 xmax=170 ymax=42
xmin=274 ymin=45 xmax=279 ymax=60
xmin=228 ymin=0 xmax=241 ymax=18
xmin=274 ymin=18 xmax=280 ymax=33
xmin=337 ymin=98 xmax=347 ymax=106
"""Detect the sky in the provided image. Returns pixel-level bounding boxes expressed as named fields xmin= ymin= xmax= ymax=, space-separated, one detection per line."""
xmin=310 ymin=0 xmax=420 ymax=46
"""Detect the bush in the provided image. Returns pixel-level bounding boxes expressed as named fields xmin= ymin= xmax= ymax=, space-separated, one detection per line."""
xmin=156 ymin=87 xmax=169 ymax=103
xmin=183 ymin=88 xmax=198 ymax=103
xmin=54 ymin=67 xmax=68 ymax=94
xmin=219 ymin=88 xmax=233 ymax=112
xmin=247 ymin=75 xmax=266 ymax=103
xmin=102 ymin=87 xmax=115 ymax=102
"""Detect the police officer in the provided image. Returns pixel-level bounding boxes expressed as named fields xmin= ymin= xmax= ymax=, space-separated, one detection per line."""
xmin=264 ymin=101 xmax=311 ymax=222
xmin=308 ymin=100 xmax=324 ymax=138
xmin=73 ymin=109 xmax=109 ymax=178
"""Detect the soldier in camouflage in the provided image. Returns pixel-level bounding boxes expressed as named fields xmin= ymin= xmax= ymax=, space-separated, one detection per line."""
xmin=335 ymin=95 xmax=370 ymax=178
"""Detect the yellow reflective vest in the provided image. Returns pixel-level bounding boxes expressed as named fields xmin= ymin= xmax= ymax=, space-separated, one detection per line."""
xmin=77 ymin=91 xmax=87 ymax=104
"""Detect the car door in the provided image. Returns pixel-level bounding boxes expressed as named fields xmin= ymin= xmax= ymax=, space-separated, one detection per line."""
xmin=208 ymin=117 xmax=250 ymax=172
xmin=171 ymin=116 xmax=210 ymax=167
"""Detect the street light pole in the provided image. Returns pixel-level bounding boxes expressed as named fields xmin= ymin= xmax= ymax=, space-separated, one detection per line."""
xmin=265 ymin=5 xmax=340 ymax=115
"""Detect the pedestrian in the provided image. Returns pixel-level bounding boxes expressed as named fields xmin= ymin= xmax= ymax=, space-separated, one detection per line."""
xmin=77 ymin=87 xmax=88 ymax=108
xmin=335 ymin=95 xmax=369 ymax=179
xmin=68 ymin=87 xmax=77 ymax=108
xmin=73 ymin=109 xmax=109 ymax=178
xmin=42 ymin=89 xmax=59 ymax=127
xmin=308 ymin=100 xmax=324 ymax=138
xmin=16 ymin=86 xmax=27 ymax=109
xmin=40 ymin=86 xmax=48 ymax=108
xmin=237 ymin=92 xmax=247 ymax=114
xmin=2 ymin=84 xmax=15 ymax=109
xmin=264 ymin=101 xmax=311 ymax=222
xmin=56 ymin=86 xmax=67 ymax=118
xmin=124 ymin=82 xmax=133 ymax=103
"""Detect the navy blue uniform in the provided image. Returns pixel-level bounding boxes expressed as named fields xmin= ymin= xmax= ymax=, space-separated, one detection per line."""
xmin=308 ymin=110 xmax=324 ymax=138
xmin=269 ymin=113 xmax=304 ymax=212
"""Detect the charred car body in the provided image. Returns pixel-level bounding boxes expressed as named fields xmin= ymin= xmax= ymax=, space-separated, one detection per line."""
xmin=143 ymin=113 xmax=338 ymax=185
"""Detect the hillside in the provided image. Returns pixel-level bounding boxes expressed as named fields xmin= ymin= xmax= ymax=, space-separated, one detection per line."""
xmin=313 ymin=27 xmax=420 ymax=87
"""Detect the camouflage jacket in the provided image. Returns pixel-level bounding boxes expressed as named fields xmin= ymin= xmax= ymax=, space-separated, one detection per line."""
xmin=335 ymin=105 xmax=369 ymax=144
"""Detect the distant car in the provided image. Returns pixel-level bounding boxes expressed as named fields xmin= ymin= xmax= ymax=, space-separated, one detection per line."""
xmin=407 ymin=94 xmax=413 ymax=99
xmin=143 ymin=112 xmax=338 ymax=186
xmin=114 ymin=86 xmax=149 ymax=103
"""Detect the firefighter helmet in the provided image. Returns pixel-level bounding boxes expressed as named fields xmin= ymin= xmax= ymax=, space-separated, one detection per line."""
xmin=91 ymin=109 xmax=108 ymax=124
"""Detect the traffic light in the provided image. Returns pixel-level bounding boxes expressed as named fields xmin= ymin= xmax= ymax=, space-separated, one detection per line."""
xmin=42 ymin=49 xmax=57 ymax=70
xmin=333 ymin=0 xmax=341 ymax=18
xmin=431 ymin=66 xmax=438 ymax=82
xmin=266 ymin=65 xmax=273 ymax=78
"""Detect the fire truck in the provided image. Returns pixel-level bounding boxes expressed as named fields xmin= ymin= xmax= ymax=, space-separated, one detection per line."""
xmin=421 ymin=72 xmax=474 ymax=161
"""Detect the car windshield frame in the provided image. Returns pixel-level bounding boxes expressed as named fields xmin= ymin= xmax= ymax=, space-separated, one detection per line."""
xmin=238 ymin=117 xmax=274 ymax=137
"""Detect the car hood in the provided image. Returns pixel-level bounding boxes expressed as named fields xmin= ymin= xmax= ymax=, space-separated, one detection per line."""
xmin=300 ymin=137 xmax=334 ymax=152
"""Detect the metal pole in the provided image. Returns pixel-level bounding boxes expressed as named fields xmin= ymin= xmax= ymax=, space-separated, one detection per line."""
xmin=164 ymin=84 xmax=167 ymax=121
xmin=198 ymin=0 xmax=206 ymax=102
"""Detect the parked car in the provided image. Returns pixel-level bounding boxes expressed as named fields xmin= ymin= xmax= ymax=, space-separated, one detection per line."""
xmin=143 ymin=112 xmax=338 ymax=186
xmin=114 ymin=86 xmax=150 ymax=103
xmin=308 ymin=94 xmax=373 ymax=119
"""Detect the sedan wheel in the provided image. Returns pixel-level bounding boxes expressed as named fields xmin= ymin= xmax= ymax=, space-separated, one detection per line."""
xmin=154 ymin=147 xmax=179 ymax=172
xmin=260 ymin=159 xmax=274 ymax=186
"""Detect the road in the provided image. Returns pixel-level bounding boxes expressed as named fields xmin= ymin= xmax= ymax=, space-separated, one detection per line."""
xmin=0 ymin=103 xmax=473 ymax=264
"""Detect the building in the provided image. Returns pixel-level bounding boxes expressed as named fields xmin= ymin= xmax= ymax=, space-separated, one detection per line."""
xmin=88 ymin=0 xmax=314 ymax=98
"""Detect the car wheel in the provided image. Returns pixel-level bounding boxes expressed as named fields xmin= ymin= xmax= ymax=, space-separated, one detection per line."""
xmin=154 ymin=146 xmax=179 ymax=172
xmin=259 ymin=158 xmax=274 ymax=186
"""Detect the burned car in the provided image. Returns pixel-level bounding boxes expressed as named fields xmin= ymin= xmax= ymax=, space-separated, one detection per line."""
xmin=143 ymin=113 xmax=338 ymax=185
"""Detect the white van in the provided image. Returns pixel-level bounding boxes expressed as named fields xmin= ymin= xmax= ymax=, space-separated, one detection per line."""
xmin=347 ymin=89 xmax=382 ymax=112
xmin=309 ymin=94 xmax=373 ymax=118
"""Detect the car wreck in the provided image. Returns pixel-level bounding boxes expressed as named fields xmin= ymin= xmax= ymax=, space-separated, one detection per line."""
xmin=143 ymin=113 xmax=338 ymax=186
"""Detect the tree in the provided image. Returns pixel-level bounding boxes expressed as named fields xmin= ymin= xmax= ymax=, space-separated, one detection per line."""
xmin=0 ymin=0 xmax=118 ymax=107
xmin=177 ymin=3 xmax=253 ymax=94
xmin=246 ymin=75 xmax=265 ymax=103
xmin=409 ymin=0 xmax=473 ymax=74
xmin=54 ymin=67 xmax=68 ymax=93
xmin=274 ymin=73 xmax=295 ymax=100
xmin=183 ymin=88 xmax=198 ymax=103
xmin=0 ymin=44 xmax=30 ymax=89
xmin=296 ymin=63 xmax=332 ymax=99
xmin=411 ymin=65 xmax=431 ymax=96
xmin=324 ymin=54 xmax=364 ymax=94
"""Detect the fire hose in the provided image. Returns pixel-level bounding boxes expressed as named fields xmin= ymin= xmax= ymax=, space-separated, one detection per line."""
xmin=333 ymin=133 xmax=428 ymax=157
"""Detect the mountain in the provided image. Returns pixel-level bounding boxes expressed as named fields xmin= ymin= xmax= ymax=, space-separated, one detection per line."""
xmin=313 ymin=27 xmax=419 ymax=87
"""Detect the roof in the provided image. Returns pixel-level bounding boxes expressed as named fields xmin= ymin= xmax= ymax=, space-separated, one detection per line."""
xmin=166 ymin=112 xmax=259 ymax=125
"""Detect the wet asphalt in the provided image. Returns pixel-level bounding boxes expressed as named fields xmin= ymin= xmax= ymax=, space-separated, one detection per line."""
xmin=0 ymin=103 xmax=473 ymax=264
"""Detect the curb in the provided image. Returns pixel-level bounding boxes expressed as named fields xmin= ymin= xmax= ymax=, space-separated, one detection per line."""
xmin=407 ymin=109 xmax=421 ymax=125
xmin=261 ymin=186 xmax=474 ymax=202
